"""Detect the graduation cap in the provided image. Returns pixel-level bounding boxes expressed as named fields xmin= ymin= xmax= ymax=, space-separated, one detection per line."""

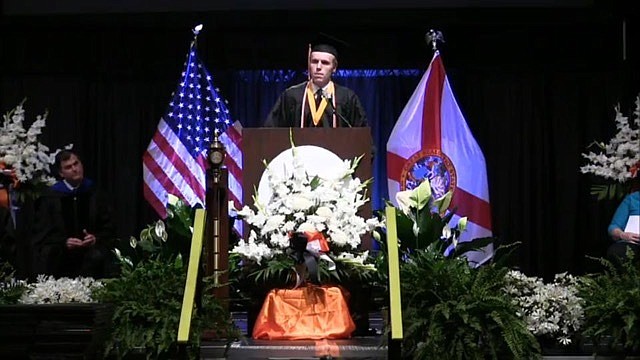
xmin=309 ymin=32 xmax=349 ymax=61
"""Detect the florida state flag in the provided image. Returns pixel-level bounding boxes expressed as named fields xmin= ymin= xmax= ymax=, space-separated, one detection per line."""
xmin=387 ymin=51 xmax=493 ymax=264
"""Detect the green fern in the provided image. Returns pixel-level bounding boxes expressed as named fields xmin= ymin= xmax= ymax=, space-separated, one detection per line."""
xmin=399 ymin=249 xmax=540 ymax=359
xmin=579 ymin=252 xmax=640 ymax=354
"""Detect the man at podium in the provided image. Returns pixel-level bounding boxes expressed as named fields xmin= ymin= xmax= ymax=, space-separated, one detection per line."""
xmin=264 ymin=35 xmax=367 ymax=128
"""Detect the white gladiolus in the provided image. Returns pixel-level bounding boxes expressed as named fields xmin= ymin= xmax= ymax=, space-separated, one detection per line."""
xmin=1 ymin=101 xmax=68 ymax=188
xmin=581 ymin=95 xmax=640 ymax=182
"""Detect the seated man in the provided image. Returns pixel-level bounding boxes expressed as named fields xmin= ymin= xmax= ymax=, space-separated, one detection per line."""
xmin=32 ymin=150 xmax=114 ymax=278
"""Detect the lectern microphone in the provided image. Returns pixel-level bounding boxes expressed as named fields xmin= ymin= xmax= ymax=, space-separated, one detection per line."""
xmin=323 ymin=94 xmax=352 ymax=128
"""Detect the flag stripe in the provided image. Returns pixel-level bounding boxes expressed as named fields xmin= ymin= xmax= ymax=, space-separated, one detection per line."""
xmin=221 ymin=131 xmax=242 ymax=167
xmin=153 ymin=121 xmax=206 ymax=200
xmin=422 ymin=55 xmax=445 ymax=150
xmin=221 ymin=122 xmax=243 ymax=227
xmin=227 ymin=179 xmax=242 ymax=209
xmin=142 ymin=165 xmax=167 ymax=218
xmin=386 ymin=152 xmax=407 ymax=183
xmin=144 ymin=140 xmax=200 ymax=206
xmin=219 ymin=141 xmax=242 ymax=186
xmin=451 ymin=187 xmax=492 ymax=230
xmin=143 ymin=150 xmax=195 ymax=206
xmin=223 ymin=123 xmax=243 ymax=154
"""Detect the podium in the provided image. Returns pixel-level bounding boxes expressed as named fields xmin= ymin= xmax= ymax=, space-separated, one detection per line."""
xmin=242 ymin=127 xmax=374 ymax=249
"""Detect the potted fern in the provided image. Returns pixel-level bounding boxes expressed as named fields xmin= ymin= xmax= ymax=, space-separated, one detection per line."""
xmin=93 ymin=199 xmax=240 ymax=359
xmin=578 ymin=252 xmax=640 ymax=356
xmin=400 ymin=251 xmax=539 ymax=359
xmin=376 ymin=180 xmax=539 ymax=359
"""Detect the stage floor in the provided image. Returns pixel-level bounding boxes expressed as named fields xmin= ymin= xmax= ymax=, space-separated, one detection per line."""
xmin=201 ymin=312 xmax=388 ymax=359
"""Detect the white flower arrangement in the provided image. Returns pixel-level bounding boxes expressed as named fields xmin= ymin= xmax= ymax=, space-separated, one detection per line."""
xmin=18 ymin=275 xmax=103 ymax=304
xmin=230 ymin=145 xmax=379 ymax=269
xmin=503 ymin=270 xmax=584 ymax=345
xmin=0 ymin=100 xmax=65 ymax=187
xmin=580 ymin=95 xmax=640 ymax=183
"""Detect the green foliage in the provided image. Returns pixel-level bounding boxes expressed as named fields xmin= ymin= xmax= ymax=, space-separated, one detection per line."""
xmin=332 ymin=257 xmax=378 ymax=284
xmin=97 ymin=198 xmax=239 ymax=359
xmin=246 ymin=254 xmax=296 ymax=287
xmin=94 ymin=255 xmax=239 ymax=359
xmin=376 ymin=179 xmax=495 ymax=265
xmin=164 ymin=199 xmax=195 ymax=250
xmin=400 ymin=249 xmax=540 ymax=360
xmin=375 ymin=179 xmax=538 ymax=358
xmin=114 ymin=199 xmax=194 ymax=268
xmin=0 ymin=261 xmax=26 ymax=305
xmin=590 ymin=183 xmax=630 ymax=201
xmin=230 ymin=251 xmax=378 ymax=304
xmin=372 ymin=183 xmax=496 ymax=292
xmin=93 ymin=256 xmax=185 ymax=358
xmin=579 ymin=252 xmax=640 ymax=354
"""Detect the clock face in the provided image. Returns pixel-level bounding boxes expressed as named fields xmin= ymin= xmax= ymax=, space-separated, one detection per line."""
xmin=210 ymin=151 xmax=224 ymax=164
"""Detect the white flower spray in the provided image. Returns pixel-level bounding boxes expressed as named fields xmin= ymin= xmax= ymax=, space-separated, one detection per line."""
xmin=581 ymin=95 xmax=640 ymax=183
xmin=503 ymin=271 xmax=584 ymax=345
xmin=19 ymin=275 xmax=103 ymax=304
xmin=0 ymin=100 xmax=70 ymax=186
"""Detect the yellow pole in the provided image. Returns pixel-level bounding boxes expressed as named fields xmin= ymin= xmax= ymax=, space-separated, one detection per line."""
xmin=177 ymin=208 xmax=206 ymax=343
xmin=385 ymin=206 xmax=403 ymax=339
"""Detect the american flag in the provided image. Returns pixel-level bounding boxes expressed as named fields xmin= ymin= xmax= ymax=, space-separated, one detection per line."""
xmin=143 ymin=33 xmax=243 ymax=234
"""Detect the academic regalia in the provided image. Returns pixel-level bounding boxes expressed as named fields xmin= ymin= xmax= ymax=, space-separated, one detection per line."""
xmin=264 ymin=81 xmax=367 ymax=128
xmin=32 ymin=178 xmax=114 ymax=278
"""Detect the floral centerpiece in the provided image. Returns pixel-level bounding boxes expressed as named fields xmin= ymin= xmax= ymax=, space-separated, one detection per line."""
xmin=229 ymin=142 xmax=381 ymax=339
xmin=503 ymin=270 xmax=584 ymax=346
xmin=230 ymin=143 xmax=379 ymax=287
xmin=581 ymin=94 xmax=640 ymax=200
xmin=0 ymin=100 xmax=67 ymax=204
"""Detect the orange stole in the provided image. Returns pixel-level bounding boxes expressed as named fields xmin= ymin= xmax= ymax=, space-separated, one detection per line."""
xmin=0 ymin=188 xmax=8 ymax=209
xmin=252 ymin=285 xmax=355 ymax=340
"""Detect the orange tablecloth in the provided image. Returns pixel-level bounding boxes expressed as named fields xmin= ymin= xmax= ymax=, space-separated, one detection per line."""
xmin=252 ymin=285 xmax=355 ymax=340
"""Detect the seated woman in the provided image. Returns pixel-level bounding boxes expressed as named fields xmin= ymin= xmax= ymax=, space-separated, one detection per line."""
xmin=606 ymin=180 xmax=640 ymax=265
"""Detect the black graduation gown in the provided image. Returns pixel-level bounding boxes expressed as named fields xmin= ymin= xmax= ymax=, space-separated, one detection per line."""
xmin=32 ymin=179 xmax=114 ymax=278
xmin=264 ymin=82 xmax=367 ymax=128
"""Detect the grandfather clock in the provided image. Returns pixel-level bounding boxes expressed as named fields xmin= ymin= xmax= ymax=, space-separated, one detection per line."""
xmin=204 ymin=132 xmax=229 ymax=301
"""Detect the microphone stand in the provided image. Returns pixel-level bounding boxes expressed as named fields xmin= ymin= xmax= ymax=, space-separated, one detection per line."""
xmin=324 ymin=95 xmax=352 ymax=128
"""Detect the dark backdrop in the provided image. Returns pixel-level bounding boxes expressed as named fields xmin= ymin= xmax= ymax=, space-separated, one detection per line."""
xmin=1 ymin=4 xmax=638 ymax=280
